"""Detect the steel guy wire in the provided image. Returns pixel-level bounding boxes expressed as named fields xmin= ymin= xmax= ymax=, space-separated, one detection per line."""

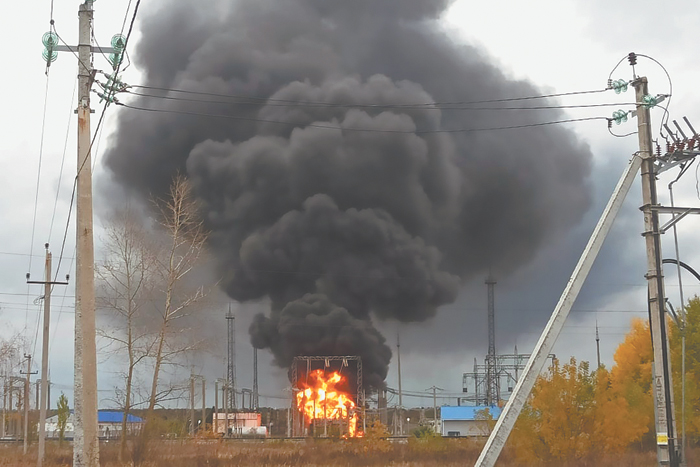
xmin=48 ymin=77 xmax=77 ymax=244
xmin=25 ymin=73 xmax=53 ymax=352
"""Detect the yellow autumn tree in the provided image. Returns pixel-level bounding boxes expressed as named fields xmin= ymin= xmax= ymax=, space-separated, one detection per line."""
xmin=611 ymin=298 xmax=700 ymax=447
xmin=670 ymin=296 xmax=700 ymax=443
xmin=511 ymin=358 xmax=595 ymax=464
xmin=591 ymin=366 xmax=649 ymax=453
xmin=511 ymin=357 xmax=649 ymax=464
xmin=609 ymin=318 xmax=655 ymax=445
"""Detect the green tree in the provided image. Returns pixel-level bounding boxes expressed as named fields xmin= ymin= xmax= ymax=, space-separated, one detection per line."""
xmin=57 ymin=393 xmax=70 ymax=446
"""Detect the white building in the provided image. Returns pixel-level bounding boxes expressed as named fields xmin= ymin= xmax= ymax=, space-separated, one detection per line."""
xmin=440 ymin=406 xmax=501 ymax=437
xmin=43 ymin=411 xmax=145 ymax=439
xmin=212 ymin=412 xmax=267 ymax=436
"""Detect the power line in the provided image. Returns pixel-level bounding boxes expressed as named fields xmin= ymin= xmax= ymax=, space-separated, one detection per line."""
xmin=54 ymin=0 xmax=143 ymax=282
xmin=122 ymin=88 xmax=632 ymax=112
xmin=129 ymin=84 xmax=611 ymax=107
xmin=50 ymin=250 xmax=76 ymax=354
xmin=115 ymin=101 xmax=609 ymax=134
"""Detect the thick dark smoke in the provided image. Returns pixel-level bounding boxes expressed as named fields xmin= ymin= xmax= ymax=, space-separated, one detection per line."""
xmin=104 ymin=0 xmax=593 ymax=390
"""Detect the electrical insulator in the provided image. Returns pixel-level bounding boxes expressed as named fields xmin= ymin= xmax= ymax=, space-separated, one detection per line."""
xmin=111 ymin=34 xmax=126 ymax=51
xmin=642 ymin=94 xmax=658 ymax=109
xmin=97 ymin=91 xmax=118 ymax=104
xmin=628 ymin=52 xmax=637 ymax=66
xmin=611 ymin=79 xmax=628 ymax=94
xmin=42 ymin=31 xmax=59 ymax=66
xmin=612 ymin=110 xmax=628 ymax=125
xmin=108 ymin=34 xmax=127 ymax=70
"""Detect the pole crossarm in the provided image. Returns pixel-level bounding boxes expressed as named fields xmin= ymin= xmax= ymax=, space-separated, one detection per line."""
xmin=26 ymin=281 xmax=69 ymax=285
xmin=647 ymin=206 xmax=700 ymax=233
xmin=54 ymin=45 xmax=118 ymax=54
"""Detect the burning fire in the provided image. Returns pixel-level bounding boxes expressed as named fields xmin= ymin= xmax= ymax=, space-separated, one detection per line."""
xmin=296 ymin=369 xmax=361 ymax=437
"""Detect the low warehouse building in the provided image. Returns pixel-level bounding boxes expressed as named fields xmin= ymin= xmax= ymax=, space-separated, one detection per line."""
xmin=43 ymin=410 xmax=145 ymax=439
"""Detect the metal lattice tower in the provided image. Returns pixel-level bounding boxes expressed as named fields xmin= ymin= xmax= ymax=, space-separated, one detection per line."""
xmin=463 ymin=352 xmax=556 ymax=405
xmin=226 ymin=305 xmax=237 ymax=410
xmin=485 ymin=276 xmax=498 ymax=406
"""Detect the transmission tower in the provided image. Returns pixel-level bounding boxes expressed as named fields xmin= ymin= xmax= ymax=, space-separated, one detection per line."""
xmin=485 ymin=276 xmax=498 ymax=406
xmin=226 ymin=305 xmax=237 ymax=410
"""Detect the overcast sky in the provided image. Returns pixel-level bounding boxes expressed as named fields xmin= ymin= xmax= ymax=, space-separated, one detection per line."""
xmin=0 ymin=0 xmax=699 ymax=410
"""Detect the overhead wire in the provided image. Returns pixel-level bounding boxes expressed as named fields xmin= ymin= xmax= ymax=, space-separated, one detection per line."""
xmin=129 ymin=83 xmax=612 ymax=107
xmin=122 ymin=88 xmax=631 ymax=112
xmin=54 ymin=0 xmax=143 ymax=281
xmin=48 ymin=77 xmax=77 ymax=243
xmin=608 ymin=126 xmax=638 ymax=138
xmin=115 ymin=101 xmax=610 ymax=134
xmin=636 ymin=54 xmax=673 ymax=138
xmin=25 ymin=49 xmax=55 ymax=354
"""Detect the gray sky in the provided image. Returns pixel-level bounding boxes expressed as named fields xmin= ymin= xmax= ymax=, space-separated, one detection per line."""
xmin=0 ymin=0 xmax=699 ymax=410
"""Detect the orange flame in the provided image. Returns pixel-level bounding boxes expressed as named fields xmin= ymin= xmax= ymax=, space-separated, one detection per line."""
xmin=296 ymin=369 xmax=360 ymax=437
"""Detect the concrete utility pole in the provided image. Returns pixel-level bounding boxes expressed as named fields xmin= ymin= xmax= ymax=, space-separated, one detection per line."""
xmin=223 ymin=383 xmax=230 ymax=436
xmin=427 ymin=386 xmax=442 ymax=429
xmin=49 ymin=2 xmax=108 ymax=465
xmin=396 ymin=333 xmax=403 ymax=436
xmin=226 ymin=306 xmax=237 ymax=411
xmin=214 ymin=380 xmax=219 ymax=434
xmin=634 ymin=76 xmax=679 ymax=467
xmin=21 ymin=355 xmax=36 ymax=454
xmin=52 ymin=17 xmax=121 ymax=461
xmin=1 ymin=374 xmax=5 ymax=439
xmin=253 ymin=347 xmax=259 ymax=410
xmin=189 ymin=373 xmax=195 ymax=437
xmin=595 ymin=320 xmax=601 ymax=370
xmin=27 ymin=244 xmax=68 ymax=467
xmin=201 ymin=378 xmax=206 ymax=434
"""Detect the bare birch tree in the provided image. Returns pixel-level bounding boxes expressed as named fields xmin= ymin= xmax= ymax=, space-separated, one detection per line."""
xmin=145 ymin=174 xmax=209 ymax=419
xmin=97 ymin=208 xmax=154 ymax=458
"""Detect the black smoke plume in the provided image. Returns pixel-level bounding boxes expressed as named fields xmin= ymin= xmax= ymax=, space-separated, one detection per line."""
xmin=104 ymin=0 xmax=593 ymax=390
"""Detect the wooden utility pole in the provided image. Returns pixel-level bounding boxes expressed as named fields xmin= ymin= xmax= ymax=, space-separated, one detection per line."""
xmin=27 ymin=244 xmax=68 ymax=467
xmin=634 ymin=76 xmax=679 ymax=467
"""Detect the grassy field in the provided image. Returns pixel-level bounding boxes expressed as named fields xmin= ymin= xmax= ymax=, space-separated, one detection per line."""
xmin=0 ymin=439 xmax=691 ymax=466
